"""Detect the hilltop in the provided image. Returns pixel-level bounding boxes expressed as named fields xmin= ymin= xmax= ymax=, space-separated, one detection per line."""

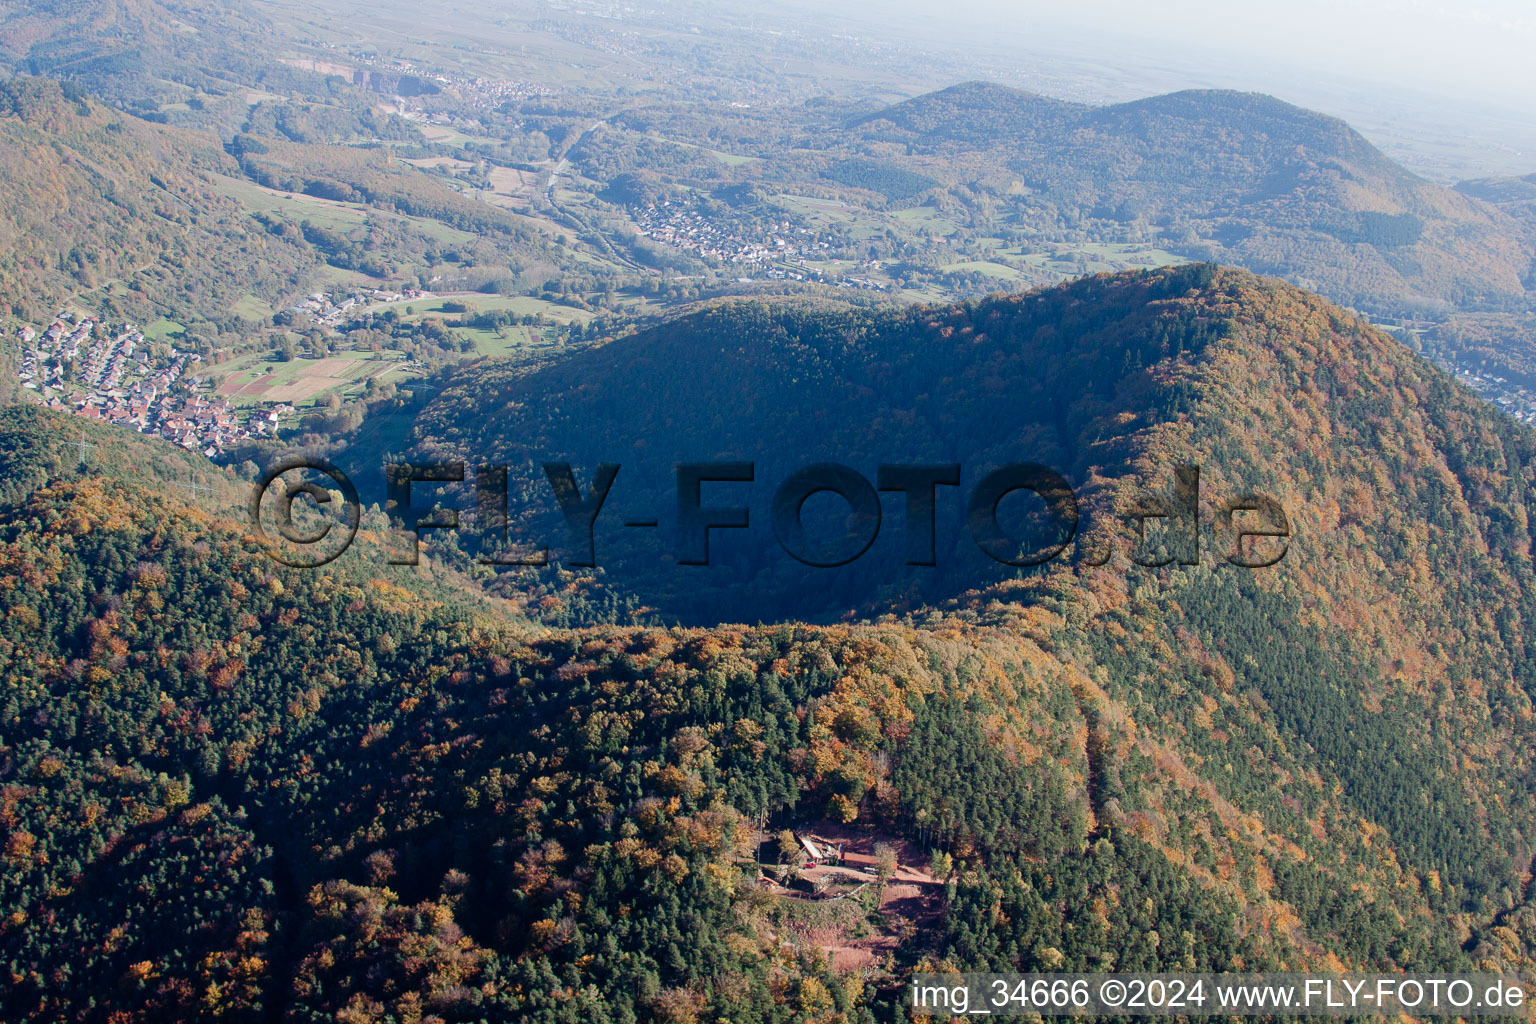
xmin=847 ymin=80 xmax=1084 ymax=141
xmin=840 ymin=83 xmax=1531 ymax=312
xmin=411 ymin=265 xmax=1534 ymax=620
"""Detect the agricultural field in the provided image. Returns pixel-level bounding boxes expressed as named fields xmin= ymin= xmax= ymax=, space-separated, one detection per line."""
xmin=414 ymin=122 xmax=505 ymax=147
xmin=212 ymin=172 xmax=371 ymax=230
xmin=398 ymin=156 xmax=476 ymax=172
xmin=776 ymin=194 xmax=854 ymax=214
xmin=890 ymin=205 xmax=963 ymax=236
xmin=636 ymin=131 xmax=760 ymax=166
xmin=483 ymin=166 xmax=541 ymax=210
xmin=211 ymin=172 xmax=480 ymax=247
xmin=211 ymin=350 xmax=408 ymax=406
xmin=710 ymin=149 xmax=759 ymax=166
xmin=1012 ymin=242 xmax=1188 ymax=277
xmin=940 ymin=259 xmax=1028 ymax=282
xmin=469 ymin=322 xmax=566 ymax=356
xmin=230 ymin=294 xmax=274 ymax=320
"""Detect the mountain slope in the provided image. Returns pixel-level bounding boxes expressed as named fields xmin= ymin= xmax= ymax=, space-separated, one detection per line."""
xmin=0 ymin=77 xmax=320 ymax=322
xmin=845 ymin=83 xmax=1533 ymax=313
xmin=1457 ymin=172 xmax=1536 ymax=258
xmin=413 ymin=264 xmax=1536 ymax=623
xmin=9 ymin=267 xmax=1536 ymax=1019
xmin=0 ymin=0 xmax=277 ymax=107
xmin=411 ymin=263 xmax=1536 ymax=961
xmin=0 ymin=77 xmax=533 ymax=329
xmin=0 ymin=403 xmax=1266 ymax=1021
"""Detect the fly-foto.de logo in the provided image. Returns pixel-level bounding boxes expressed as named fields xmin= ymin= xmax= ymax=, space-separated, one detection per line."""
xmin=249 ymin=458 xmax=1289 ymax=571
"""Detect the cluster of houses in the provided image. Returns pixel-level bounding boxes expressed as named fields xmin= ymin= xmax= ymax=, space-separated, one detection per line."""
xmin=12 ymin=315 xmax=286 ymax=457
xmin=61 ymin=386 xmax=283 ymax=459
xmin=286 ymin=287 xmax=417 ymax=327
xmin=633 ymin=201 xmax=890 ymax=292
xmin=634 ymin=203 xmax=829 ymax=271
xmin=433 ymin=73 xmax=554 ymax=112
xmin=63 ymin=386 xmax=287 ymax=458
xmin=1451 ymin=365 xmax=1536 ymax=423
xmin=1364 ymin=317 xmax=1536 ymax=425
xmin=15 ymin=316 xmax=145 ymax=393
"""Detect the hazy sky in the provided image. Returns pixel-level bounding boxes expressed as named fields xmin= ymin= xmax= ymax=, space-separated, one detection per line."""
xmin=1038 ymin=2 xmax=1517 ymax=105
xmin=903 ymin=0 xmax=1536 ymax=110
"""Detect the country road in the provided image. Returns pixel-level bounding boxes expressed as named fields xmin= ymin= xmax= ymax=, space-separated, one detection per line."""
xmin=542 ymin=118 xmax=646 ymax=272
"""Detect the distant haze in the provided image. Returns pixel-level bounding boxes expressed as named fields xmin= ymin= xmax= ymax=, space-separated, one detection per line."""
xmin=880 ymin=0 xmax=1536 ymax=110
xmin=769 ymin=0 xmax=1536 ymax=178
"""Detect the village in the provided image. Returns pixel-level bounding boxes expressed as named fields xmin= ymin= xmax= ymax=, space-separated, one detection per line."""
xmin=1450 ymin=364 xmax=1536 ymax=423
xmin=12 ymin=314 xmax=289 ymax=457
xmin=634 ymin=201 xmax=825 ymax=271
xmin=632 ymin=200 xmax=892 ymax=292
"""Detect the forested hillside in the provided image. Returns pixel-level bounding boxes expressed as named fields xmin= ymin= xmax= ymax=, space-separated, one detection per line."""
xmin=0 ymin=402 xmax=1271 ymax=1022
xmin=6 ymin=268 xmax=1536 ymax=1019
xmin=1459 ymin=171 xmax=1536 ymax=236
xmin=412 ymin=264 xmax=1536 ymax=985
xmin=6 ymin=0 xmax=1536 ymax=1015
xmin=412 ymin=265 xmax=1536 ymax=622
xmin=840 ymin=83 xmax=1533 ymax=312
xmin=0 ymin=0 xmax=277 ymax=109
xmin=0 ymin=76 xmax=589 ymax=339
xmin=0 ymin=78 xmax=319 ymax=323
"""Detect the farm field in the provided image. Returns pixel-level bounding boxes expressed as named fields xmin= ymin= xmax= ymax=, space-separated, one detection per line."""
xmin=399 ymin=156 xmax=476 ymax=172
xmin=359 ymin=293 xmax=598 ymax=355
xmin=465 ymin=322 xmax=565 ymax=356
xmin=212 ymin=173 xmax=370 ymax=233
xmin=414 ymin=122 xmax=505 ymax=147
xmin=941 ymin=259 xmax=1028 ymax=282
xmin=211 ymin=351 xmax=407 ymax=406
xmin=482 ymin=166 xmax=541 ymax=210
xmin=1012 ymin=242 xmax=1188 ymax=276
xmin=778 ymin=194 xmax=848 ymax=209
xmin=890 ymin=206 xmax=963 ymax=235
xmin=634 ymin=131 xmax=760 ymax=166
xmin=230 ymin=294 xmax=273 ymax=320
